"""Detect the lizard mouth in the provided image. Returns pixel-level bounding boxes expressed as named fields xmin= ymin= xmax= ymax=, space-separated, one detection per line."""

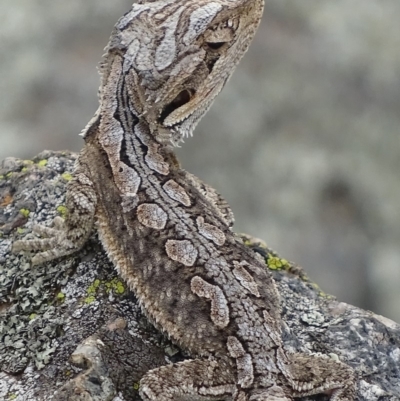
xmin=160 ymin=89 xmax=196 ymax=125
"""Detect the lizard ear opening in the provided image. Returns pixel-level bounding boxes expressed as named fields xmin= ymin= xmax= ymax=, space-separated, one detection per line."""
xmin=160 ymin=89 xmax=195 ymax=123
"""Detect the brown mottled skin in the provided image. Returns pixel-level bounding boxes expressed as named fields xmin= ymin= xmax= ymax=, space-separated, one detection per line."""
xmin=13 ymin=1 xmax=355 ymax=400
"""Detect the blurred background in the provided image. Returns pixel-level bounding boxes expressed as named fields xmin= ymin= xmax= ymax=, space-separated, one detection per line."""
xmin=1 ymin=1 xmax=399 ymax=322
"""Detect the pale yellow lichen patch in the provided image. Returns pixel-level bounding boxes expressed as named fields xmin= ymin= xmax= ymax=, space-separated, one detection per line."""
xmin=243 ymin=239 xmax=253 ymax=247
xmin=84 ymin=277 xmax=125 ymax=304
xmin=19 ymin=209 xmax=30 ymax=218
xmin=61 ymin=172 xmax=73 ymax=181
xmin=84 ymin=279 xmax=101 ymax=304
xmin=87 ymin=279 xmax=101 ymax=295
xmin=105 ymin=277 xmax=126 ymax=295
xmin=56 ymin=292 xmax=66 ymax=303
xmin=56 ymin=205 xmax=68 ymax=218
xmin=266 ymin=255 xmax=289 ymax=270
xmin=84 ymin=295 xmax=96 ymax=304
xmin=309 ymin=282 xmax=332 ymax=298
xmin=37 ymin=159 xmax=48 ymax=167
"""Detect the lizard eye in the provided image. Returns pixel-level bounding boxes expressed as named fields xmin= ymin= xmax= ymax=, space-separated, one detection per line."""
xmin=160 ymin=89 xmax=195 ymax=123
xmin=203 ymin=26 xmax=234 ymax=51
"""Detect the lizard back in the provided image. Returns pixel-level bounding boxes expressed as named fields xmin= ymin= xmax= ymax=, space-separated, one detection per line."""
xmin=83 ymin=105 xmax=283 ymax=389
xmin=13 ymin=1 xmax=356 ymax=399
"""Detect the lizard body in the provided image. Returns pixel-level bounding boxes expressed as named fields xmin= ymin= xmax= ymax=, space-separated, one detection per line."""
xmin=13 ymin=1 xmax=356 ymax=400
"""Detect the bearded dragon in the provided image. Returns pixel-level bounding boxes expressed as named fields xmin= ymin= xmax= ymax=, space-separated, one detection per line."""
xmin=13 ymin=1 xmax=356 ymax=400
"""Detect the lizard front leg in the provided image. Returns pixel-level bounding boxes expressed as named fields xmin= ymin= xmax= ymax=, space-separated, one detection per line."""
xmin=140 ymin=358 xmax=236 ymax=401
xmin=13 ymin=155 xmax=97 ymax=265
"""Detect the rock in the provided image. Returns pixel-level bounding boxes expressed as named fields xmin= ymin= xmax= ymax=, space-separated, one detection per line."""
xmin=1 ymin=151 xmax=399 ymax=400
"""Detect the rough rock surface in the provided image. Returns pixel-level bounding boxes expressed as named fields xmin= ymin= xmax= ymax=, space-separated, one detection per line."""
xmin=1 ymin=151 xmax=399 ymax=400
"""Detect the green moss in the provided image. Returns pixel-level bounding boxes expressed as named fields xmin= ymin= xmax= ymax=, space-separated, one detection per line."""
xmin=308 ymin=282 xmax=332 ymax=298
xmin=17 ymin=227 xmax=26 ymax=234
xmin=266 ymin=255 xmax=289 ymax=270
xmin=84 ymin=295 xmax=96 ymax=304
xmin=87 ymin=279 xmax=101 ymax=295
xmin=114 ymin=281 xmax=125 ymax=294
xmin=133 ymin=382 xmax=140 ymax=390
xmin=6 ymin=172 xmax=13 ymax=178
xmin=21 ymin=167 xmax=28 ymax=172
xmin=61 ymin=172 xmax=73 ymax=181
xmin=84 ymin=279 xmax=101 ymax=303
xmin=105 ymin=277 xmax=125 ymax=295
xmin=0 ymin=175 xmax=4 ymax=180
xmin=37 ymin=159 xmax=48 ymax=167
xmin=29 ymin=313 xmax=37 ymax=320
xmin=84 ymin=278 xmax=126 ymax=305
xmin=56 ymin=292 xmax=66 ymax=302
xmin=56 ymin=205 xmax=68 ymax=218
xmin=84 ymin=277 xmax=126 ymax=304
xmin=7 ymin=394 xmax=17 ymax=400
xmin=19 ymin=209 xmax=30 ymax=218
xmin=23 ymin=160 xmax=34 ymax=165
xmin=242 ymin=239 xmax=253 ymax=247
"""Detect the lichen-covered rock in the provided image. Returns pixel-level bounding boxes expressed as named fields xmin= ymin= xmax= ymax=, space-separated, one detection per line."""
xmin=1 ymin=151 xmax=399 ymax=400
xmin=0 ymin=152 xmax=167 ymax=400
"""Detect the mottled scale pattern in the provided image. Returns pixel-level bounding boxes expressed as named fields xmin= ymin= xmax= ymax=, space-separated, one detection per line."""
xmin=137 ymin=203 xmax=168 ymax=229
xmin=163 ymin=179 xmax=191 ymax=207
xmin=12 ymin=0 xmax=356 ymax=400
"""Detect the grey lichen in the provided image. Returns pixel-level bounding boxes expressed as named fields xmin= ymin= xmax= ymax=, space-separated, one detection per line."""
xmin=0 ymin=153 xmax=76 ymax=374
xmin=0 ymin=152 xmax=167 ymax=400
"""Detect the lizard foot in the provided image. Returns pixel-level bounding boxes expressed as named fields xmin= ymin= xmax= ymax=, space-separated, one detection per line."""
xmin=140 ymin=359 xmax=235 ymax=401
xmin=12 ymin=217 xmax=86 ymax=265
xmin=282 ymin=352 xmax=356 ymax=401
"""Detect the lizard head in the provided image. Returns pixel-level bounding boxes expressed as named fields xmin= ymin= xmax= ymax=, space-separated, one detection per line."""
xmin=103 ymin=0 xmax=264 ymax=146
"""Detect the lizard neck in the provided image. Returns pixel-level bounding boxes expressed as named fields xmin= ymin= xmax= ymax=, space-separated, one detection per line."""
xmin=85 ymin=55 xmax=182 ymax=181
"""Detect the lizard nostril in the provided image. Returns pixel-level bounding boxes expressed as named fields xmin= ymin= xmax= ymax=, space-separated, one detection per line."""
xmin=160 ymin=89 xmax=195 ymax=123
